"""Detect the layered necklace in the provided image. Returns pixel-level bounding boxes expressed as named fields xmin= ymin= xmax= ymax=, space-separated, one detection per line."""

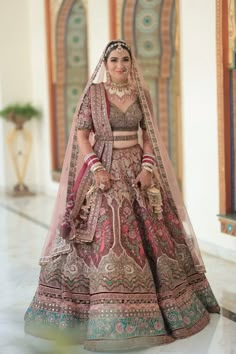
xmin=104 ymin=80 xmax=137 ymax=103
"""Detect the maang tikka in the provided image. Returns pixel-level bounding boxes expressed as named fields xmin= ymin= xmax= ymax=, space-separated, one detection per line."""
xmin=116 ymin=42 xmax=124 ymax=53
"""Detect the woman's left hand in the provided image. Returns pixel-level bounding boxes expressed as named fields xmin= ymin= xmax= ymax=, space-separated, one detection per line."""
xmin=133 ymin=169 xmax=152 ymax=190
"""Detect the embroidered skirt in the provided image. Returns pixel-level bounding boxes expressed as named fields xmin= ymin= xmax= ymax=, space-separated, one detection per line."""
xmin=24 ymin=144 xmax=220 ymax=351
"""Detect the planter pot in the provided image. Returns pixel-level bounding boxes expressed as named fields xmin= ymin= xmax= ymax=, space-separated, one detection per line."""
xmin=6 ymin=115 xmax=35 ymax=196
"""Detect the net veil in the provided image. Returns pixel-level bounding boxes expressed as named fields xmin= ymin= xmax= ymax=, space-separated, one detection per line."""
xmin=40 ymin=40 xmax=205 ymax=273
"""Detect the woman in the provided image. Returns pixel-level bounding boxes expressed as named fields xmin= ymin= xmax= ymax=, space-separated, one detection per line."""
xmin=24 ymin=40 xmax=220 ymax=351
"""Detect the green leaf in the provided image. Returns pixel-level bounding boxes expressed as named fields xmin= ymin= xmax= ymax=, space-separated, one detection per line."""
xmin=0 ymin=103 xmax=41 ymax=120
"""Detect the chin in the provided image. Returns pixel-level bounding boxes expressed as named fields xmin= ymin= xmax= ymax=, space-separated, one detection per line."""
xmin=115 ymin=76 xmax=128 ymax=83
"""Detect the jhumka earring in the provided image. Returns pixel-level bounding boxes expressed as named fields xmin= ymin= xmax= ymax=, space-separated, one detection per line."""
xmin=106 ymin=71 xmax=111 ymax=84
xmin=128 ymin=65 xmax=134 ymax=87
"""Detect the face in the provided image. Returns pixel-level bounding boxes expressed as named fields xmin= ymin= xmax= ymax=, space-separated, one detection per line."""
xmin=105 ymin=48 xmax=131 ymax=84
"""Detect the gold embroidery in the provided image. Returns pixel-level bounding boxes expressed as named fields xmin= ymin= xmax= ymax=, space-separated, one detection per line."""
xmin=109 ymin=101 xmax=143 ymax=131
xmin=95 ymin=134 xmax=138 ymax=141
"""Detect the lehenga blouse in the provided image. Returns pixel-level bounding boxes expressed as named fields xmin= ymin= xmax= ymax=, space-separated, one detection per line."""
xmin=77 ymin=95 xmax=146 ymax=132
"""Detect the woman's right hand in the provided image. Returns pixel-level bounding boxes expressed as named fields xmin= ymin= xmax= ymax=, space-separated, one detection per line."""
xmin=94 ymin=170 xmax=113 ymax=191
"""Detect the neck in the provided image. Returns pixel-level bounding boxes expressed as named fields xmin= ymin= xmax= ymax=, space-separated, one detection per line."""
xmin=110 ymin=80 xmax=129 ymax=86
xmin=104 ymin=79 xmax=136 ymax=102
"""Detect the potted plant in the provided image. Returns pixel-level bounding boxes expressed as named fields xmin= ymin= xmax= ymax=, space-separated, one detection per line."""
xmin=0 ymin=103 xmax=41 ymax=195
xmin=0 ymin=102 xmax=41 ymax=129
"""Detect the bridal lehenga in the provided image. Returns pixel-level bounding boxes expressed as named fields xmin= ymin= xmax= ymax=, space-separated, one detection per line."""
xmin=24 ymin=41 xmax=220 ymax=351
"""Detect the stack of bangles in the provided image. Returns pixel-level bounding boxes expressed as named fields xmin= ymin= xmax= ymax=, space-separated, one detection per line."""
xmin=84 ymin=152 xmax=105 ymax=174
xmin=141 ymin=153 xmax=156 ymax=174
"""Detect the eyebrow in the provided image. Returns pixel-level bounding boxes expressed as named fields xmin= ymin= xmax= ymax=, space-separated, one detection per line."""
xmin=109 ymin=56 xmax=130 ymax=59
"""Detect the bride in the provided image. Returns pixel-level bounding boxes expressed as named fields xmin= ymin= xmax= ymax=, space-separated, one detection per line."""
xmin=24 ymin=40 xmax=220 ymax=352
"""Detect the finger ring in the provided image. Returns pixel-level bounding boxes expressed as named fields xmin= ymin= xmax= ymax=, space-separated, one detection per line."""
xmin=99 ymin=183 xmax=106 ymax=190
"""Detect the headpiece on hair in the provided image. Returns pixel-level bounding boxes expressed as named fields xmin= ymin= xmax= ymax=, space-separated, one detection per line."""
xmin=104 ymin=40 xmax=131 ymax=59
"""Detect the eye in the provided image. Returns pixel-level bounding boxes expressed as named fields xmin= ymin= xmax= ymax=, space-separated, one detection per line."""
xmin=123 ymin=57 xmax=130 ymax=62
xmin=110 ymin=58 xmax=117 ymax=62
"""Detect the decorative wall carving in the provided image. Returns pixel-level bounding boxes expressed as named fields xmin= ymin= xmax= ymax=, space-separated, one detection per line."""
xmin=45 ymin=0 xmax=88 ymax=173
xmin=118 ymin=0 xmax=182 ymax=185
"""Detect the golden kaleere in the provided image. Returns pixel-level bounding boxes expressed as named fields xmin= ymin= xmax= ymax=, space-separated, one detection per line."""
xmin=146 ymin=185 xmax=163 ymax=219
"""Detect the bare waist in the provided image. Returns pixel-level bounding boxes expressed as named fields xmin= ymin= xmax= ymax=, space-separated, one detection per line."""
xmin=95 ymin=131 xmax=138 ymax=149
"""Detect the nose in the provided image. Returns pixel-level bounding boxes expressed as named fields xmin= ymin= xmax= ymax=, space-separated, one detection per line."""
xmin=117 ymin=61 xmax=124 ymax=69
xmin=116 ymin=64 xmax=126 ymax=73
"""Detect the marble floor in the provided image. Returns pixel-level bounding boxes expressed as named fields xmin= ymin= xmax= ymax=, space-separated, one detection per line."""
xmin=0 ymin=193 xmax=236 ymax=354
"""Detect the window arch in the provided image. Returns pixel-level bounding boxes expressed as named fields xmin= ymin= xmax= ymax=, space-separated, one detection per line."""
xmin=45 ymin=0 xmax=88 ymax=177
xmin=120 ymin=0 xmax=182 ymax=186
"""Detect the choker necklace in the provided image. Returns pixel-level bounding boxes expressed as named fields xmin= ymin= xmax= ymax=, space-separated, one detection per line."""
xmin=104 ymin=81 xmax=136 ymax=103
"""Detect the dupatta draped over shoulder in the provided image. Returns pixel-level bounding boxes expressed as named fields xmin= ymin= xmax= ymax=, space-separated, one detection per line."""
xmin=40 ymin=41 xmax=205 ymax=274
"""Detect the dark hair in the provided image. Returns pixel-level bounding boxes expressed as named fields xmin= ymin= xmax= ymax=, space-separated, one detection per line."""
xmin=104 ymin=40 xmax=132 ymax=62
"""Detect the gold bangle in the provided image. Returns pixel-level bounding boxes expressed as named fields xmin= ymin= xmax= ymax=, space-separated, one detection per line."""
xmin=91 ymin=162 xmax=103 ymax=173
xmin=142 ymin=162 xmax=154 ymax=169
xmin=142 ymin=166 xmax=153 ymax=174
xmin=93 ymin=167 xmax=106 ymax=174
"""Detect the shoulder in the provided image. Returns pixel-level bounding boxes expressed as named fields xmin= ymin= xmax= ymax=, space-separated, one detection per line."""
xmin=91 ymin=82 xmax=104 ymax=89
xmin=89 ymin=82 xmax=105 ymax=94
xmin=85 ymin=83 xmax=105 ymax=103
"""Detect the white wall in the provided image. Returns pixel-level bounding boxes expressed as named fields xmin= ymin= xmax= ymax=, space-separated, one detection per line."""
xmin=0 ymin=1 xmax=32 ymax=103
xmin=28 ymin=0 xmax=58 ymax=195
xmin=0 ymin=80 xmax=5 ymax=188
xmin=180 ymin=0 xmax=236 ymax=262
xmin=0 ymin=0 xmax=33 ymax=191
xmin=87 ymin=0 xmax=110 ymax=73
xmin=0 ymin=0 xmax=58 ymax=195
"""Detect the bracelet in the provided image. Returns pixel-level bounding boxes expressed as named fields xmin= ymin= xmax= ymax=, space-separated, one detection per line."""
xmin=143 ymin=152 xmax=155 ymax=158
xmin=142 ymin=162 xmax=154 ymax=169
xmin=91 ymin=163 xmax=105 ymax=174
xmin=93 ymin=166 xmax=106 ymax=174
xmin=142 ymin=165 xmax=153 ymax=174
xmin=84 ymin=152 xmax=96 ymax=162
xmin=142 ymin=153 xmax=156 ymax=166
xmin=85 ymin=154 xmax=99 ymax=168
xmin=90 ymin=161 xmax=101 ymax=170
xmin=84 ymin=152 xmax=105 ymax=173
